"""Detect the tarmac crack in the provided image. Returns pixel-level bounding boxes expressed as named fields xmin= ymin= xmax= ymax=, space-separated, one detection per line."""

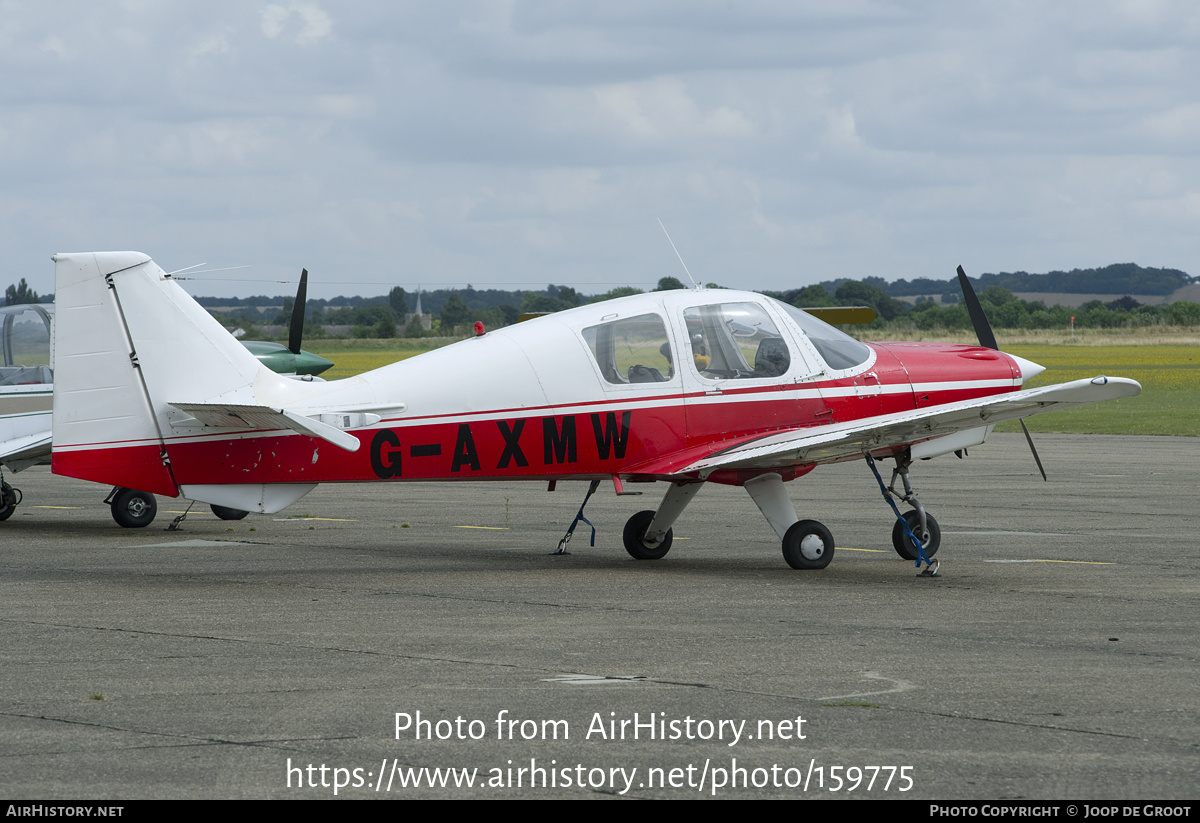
xmin=898 ymin=707 xmax=1148 ymax=741
xmin=0 ymin=709 xmax=356 ymax=753
xmin=2 ymin=617 xmax=644 ymax=678
xmin=307 ymin=584 xmax=655 ymax=613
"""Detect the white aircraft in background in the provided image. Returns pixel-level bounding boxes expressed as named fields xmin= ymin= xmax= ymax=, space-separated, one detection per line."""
xmin=0 ymin=302 xmax=54 ymax=518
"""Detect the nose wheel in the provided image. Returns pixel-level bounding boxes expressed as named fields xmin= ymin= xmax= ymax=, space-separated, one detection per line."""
xmin=892 ymin=510 xmax=940 ymax=561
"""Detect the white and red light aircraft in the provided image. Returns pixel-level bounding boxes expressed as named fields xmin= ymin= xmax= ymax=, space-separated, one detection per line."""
xmin=50 ymin=251 xmax=1140 ymax=570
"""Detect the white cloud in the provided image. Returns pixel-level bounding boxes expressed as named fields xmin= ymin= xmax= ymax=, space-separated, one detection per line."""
xmin=592 ymin=77 xmax=756 ymax=144
xmin=1144 ymin=103 xmax=1200 ymax=145
xmin=156 ymin=121 xmax=274 ymax=168
xmin=820 ymin=104 xmax=863 ymax=152
xmin=261 ymin=1 xmax=331 ymax=45
xmin=40 ymin=35 xmax=69 ymax=60
xmin=0 ymin=1 xmax=1199 ymax=298
xmin=312 ymin=94 xmax=374 ymax=120
xmin=190 ymin=31 xmax=232 ymax=61
xmin=261 ymin=5 xmax=289 ymax=39
xmin=0 ymin=0 xmax=21 ymax=48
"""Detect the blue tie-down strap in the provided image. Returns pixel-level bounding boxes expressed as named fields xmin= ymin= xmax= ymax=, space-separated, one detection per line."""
xmin=557 ymin=479 xmax=601 ymax=552
xmin=865 ymin=454 xmax=931 ymax=569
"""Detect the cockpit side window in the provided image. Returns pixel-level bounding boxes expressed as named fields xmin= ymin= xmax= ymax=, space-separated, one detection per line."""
xmin=682 ymin=303 xmax=791 ymax=380
xmin=772 ymin=298 xmax=871 ymax=371
xmin=582 ymin=313 xmax=674 ymax=385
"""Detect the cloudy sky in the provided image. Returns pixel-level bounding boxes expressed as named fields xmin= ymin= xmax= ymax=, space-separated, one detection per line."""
xmin=2 ymin=1 xmax=1198 ymax=299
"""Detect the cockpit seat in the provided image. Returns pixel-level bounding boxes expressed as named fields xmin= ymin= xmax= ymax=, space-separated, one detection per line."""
xmin=752 ymin=337 xmax=790 ymax=377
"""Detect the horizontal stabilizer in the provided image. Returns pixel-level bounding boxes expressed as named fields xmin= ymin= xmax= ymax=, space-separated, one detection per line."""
xmin=684 ymin=376 xmax=1141 ymax=474
xmin=170 ymin=402 xmax=361 ymax=452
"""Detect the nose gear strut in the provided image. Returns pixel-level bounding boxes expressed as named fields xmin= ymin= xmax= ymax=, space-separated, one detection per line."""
xmin=866 ymin=452 xmax=939 ymax=576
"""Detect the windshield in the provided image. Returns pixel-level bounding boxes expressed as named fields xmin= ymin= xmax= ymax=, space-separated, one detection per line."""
xmin=772 ymin=299 xmax=871 ymax=371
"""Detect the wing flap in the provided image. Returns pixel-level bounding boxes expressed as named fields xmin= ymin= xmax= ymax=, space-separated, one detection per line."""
xmin=684 ymin=376 xmax=1141 ymax=474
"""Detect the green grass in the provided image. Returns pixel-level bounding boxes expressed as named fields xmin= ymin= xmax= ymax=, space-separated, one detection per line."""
xmin=996 ymin=345 xmax=1199 ymax=436
xmin=308 ymin=337 xmax=457 ymax=380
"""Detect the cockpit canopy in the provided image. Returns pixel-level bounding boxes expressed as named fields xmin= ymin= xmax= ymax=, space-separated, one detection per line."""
xmin=684 ymin=301 xmax=791 ymax=379
xmin=0 ymin=303 xmax=53 ymax=386
xmin=579 ymin=291 xmax=871 ymax=387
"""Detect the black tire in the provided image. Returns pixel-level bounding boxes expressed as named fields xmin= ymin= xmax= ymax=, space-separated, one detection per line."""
xmin=110 ymin=488 xmax=157 ymax=528
xmin=211 ymin=504 xmax=249 ymax=521
xmin=0 ymin=482 xmax=17 ymax=521
xmin=622 ymin=510 xmax=672 ymax=560
xmin=891 ymin=510 xmax=940 ymax=561
xmin=782 ymin=519 xmax=835 ymax=570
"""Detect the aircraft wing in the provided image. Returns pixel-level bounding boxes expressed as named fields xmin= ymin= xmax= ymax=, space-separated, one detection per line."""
xmin=0 ymin=431 xmax=53 ymax=468
xmin=682 ymin=376 xmax=1141 ymax=474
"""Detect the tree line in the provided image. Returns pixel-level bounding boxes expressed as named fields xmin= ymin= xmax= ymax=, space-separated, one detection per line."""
xmin=763 ymin=281 xmax=1200 ymax=332
xmin=203 ymin=273 xmax=1200 ymax=338
xmin=8 ymin=266 xmax=1199 ymax=337
xmin=809 ymin=263 xmax=1194 ymax=299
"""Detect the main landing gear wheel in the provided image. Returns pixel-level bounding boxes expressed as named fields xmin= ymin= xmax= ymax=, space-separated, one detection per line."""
xmin=623 ymin=510 xmax=672 ymax=560
xmin=211 ymin=504 xmax=249 ymax=521
xmin=110 ymin=488 xmax=157 ymax=528
xmin=782 ymin=519 xmax=834 ymax=570
xmin=891 ymin=510 xmax=940 ymax=561
xmin=0 ymin=481 xmax=19 ymax=521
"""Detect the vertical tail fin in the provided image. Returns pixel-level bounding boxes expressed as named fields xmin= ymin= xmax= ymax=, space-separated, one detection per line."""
xmin=52 ymin=252 xmax=178 ymax=494
xmin=50 ymin=251 xmax=269 ymax=496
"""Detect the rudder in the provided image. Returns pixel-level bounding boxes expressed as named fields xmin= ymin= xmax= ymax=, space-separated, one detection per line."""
xmin=51 ymin=252 xmax=179 ymax=495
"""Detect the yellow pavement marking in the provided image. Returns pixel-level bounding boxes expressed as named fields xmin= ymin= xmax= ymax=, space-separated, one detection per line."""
xmin=272 ymin=517 xmax=359 ymax=522
xmin=455 ymin=525 xmax=509 ymax=530
xmin=33 ymin=506 xmax=82 ymax=509
xmin=984 ymin=559 xmax=1114 ymax=565
xmin=837 ymin=547 xmax=888 ymax=553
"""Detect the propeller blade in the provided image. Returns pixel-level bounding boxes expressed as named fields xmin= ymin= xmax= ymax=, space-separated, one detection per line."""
xmin=1019 ymin=419 xmax=1048 ymax=481
xmin=288 ymin=268 xmax=308 ymax=355
xmin=956 ymin=265 xmax=998 ymax=350
xmin=958 ymin=266 xmax=1047 ymax=479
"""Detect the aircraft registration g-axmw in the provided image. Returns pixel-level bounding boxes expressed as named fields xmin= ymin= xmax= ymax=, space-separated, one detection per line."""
xmin=50 ymin=251 xmax=1140 ymax=572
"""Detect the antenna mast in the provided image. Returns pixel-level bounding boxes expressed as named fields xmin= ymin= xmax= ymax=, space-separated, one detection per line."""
xmin=657 ymin=219 xmax=700 ymax=289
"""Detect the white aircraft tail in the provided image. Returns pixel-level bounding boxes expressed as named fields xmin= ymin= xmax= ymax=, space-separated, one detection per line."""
xmin=51 ymin=252 xmax=321 ymax=509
